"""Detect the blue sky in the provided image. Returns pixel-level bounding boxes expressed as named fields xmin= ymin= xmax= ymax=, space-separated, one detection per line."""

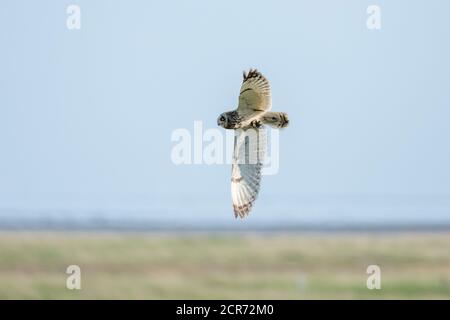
xmin=1 ymin=1 xmax=450 ymax=217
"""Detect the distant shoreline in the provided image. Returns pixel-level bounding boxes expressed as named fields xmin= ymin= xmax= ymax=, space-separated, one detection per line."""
xmin=1 ymin=222 xmax=450 ymax=233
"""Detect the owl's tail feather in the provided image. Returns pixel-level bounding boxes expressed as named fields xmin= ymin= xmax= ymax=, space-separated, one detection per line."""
xmin=260 ymin=112 xmax=289 ymax=129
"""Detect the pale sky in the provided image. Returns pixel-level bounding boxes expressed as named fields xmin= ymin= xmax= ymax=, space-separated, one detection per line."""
xmin=1 ymin=1 xmax=450 ymax=220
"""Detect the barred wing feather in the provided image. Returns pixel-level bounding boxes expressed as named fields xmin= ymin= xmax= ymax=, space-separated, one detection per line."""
xmin=231 ymin=128 xmax=267 ymax=218
xmin=237 ymin=69 xmax=272 ymax=116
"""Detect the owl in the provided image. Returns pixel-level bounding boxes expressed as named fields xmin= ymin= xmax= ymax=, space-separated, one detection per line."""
xmin=217 ymin=69 xmax=289 ymax=218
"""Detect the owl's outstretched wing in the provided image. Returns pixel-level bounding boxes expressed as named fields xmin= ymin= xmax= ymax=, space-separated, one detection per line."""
xmin=231 ymin=128 xmax=267 ymax=218
xmin=237 ymin=69 xmax=272 ymax=116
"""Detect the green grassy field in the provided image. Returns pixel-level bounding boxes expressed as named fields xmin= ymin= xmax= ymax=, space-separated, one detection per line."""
xmin=0 ymin=232 xmax=449 ymax=299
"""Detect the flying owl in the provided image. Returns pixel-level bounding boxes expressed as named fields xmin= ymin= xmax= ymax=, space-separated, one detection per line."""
xmin=217 ymin=69 xmax=289 ymax=218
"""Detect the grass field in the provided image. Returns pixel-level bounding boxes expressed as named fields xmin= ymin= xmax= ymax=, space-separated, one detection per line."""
xmin=0 ymin=232 xmax=449 ymax=299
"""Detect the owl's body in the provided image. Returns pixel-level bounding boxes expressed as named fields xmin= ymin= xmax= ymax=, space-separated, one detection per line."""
xmin=219 ymin=110 xmax=289 ymax=130
xmin=217 ymin=69 xmax=289 ymax=218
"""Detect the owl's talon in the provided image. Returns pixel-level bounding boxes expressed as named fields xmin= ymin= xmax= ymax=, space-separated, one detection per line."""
xmin=250 ymin=120 xmax=262 ymax=129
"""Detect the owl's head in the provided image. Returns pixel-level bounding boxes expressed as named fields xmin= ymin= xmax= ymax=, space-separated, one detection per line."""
xmin=217 ymin=112 xmax=229 ymax=128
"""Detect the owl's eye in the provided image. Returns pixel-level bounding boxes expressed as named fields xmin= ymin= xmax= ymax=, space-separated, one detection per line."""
xmin=220 ymin=116 xmax=225 ymax=122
